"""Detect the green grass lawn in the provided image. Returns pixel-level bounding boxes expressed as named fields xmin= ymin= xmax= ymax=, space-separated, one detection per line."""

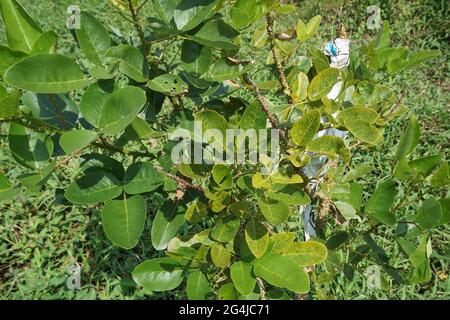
xmin=0 ymin=0 xmax=448 ymax=299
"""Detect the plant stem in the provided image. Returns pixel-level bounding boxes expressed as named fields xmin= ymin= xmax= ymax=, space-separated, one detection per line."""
xmin=242 ymin=73 xmax=279 ymax=129
xmin=126 ymin=0 xmax=148 ymax=54
xmin=266 ymin=13 xmax=293 ymax=103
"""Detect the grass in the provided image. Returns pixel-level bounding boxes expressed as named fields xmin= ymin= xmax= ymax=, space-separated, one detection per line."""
xmin=0 ymin=0 xmax=448 ymax=299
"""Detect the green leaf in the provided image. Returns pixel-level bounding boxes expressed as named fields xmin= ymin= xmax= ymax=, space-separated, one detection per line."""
xmin=194 ymin=110 xmax=228 ymax=137
xmin=185 ymin=200 xmax=208 ymax=223
xmin=218 ymin=282 xmax=239 ymax=300
xmin=326 ymin=231 xmax=349 ymax=250
xmin=65 ymin=171 xmax=122 ymax=205
xmin=254 ymin=253 xmax=310 ymax=293
xmin=416 ymin=198 xmax=442 ymax=229
xmin=123 ymin=162 xmax=164 ymax=195
xmin=147 ymin=74 xmax=187 ymax=95
xmin=203 ymin=59 xmax=244 ymax=81
xmin=0 ymin=45 xmax=27 ymax=77
xmin=297 ymin=15 xmax=322 ymax=42
xmin=151 ymin=201 xmax=185 ymax=250
xmin=230 ymin=0 xmax=257 ymax=29
xmin=290 ymin=109 xmax=321 ymax=147
xmin=0 ymin=0 xmax=42 ymax=53
xmin=291 ymin=72 xmax=309 ymax=102
xmin=406 ymin=50 xmax=440 ymax=69
xmin=230 ymin=261 xmax=256 ymax=295
xmin=395 ymin=114 xmax=420 ymax=160
xmin=409 ymin=155 xmax=442 ymax=176
xmin=334 ymin=201 xmax=360 ymax=221
xmin=337 ymin=107 xmax=381 ymax=144
xmin=307 ymin=136 xmax=349 ymax=162
xmin=5 ymin=54 xmax=89 ymax=93
xmin=0 ymin=89 xmax=19 ymax=119
xmin=394 ymin=157 xmax=412 ymax=181
xmin=268 ymin=184 xmax=311 ymax=206
xmin=17 ymin=161 xmax=55 ymax=190
xmin=282 ymin=241 xmax=328 ymax=267
xmin=80 ymin=83 xmax=147 ymax=134
xmin=107 ymin=45 xmax=149 ymax=82
xmin=365 ymin=178 xmax=397 ymax=226
xmin=0 ymin=172 xmax=19 ymax=202
xmin=212 ymin=164 xmax=232 ymax=189
xmin=102 ymin=195 xmax=147 ymax=249
xmin=257 ymin=197 xmax=290 ymax=226
xmin=374 ymin=21 xmax=390 ymax=49
xmin=30 ymin=31 xmax=57 ymax=54
xmin=210 ymin=243 xmax=231 ymax=268
xmin=186 ymin=271 xmax=212 ymax=300
xmin=408 ymin=236 xmax=432 ymax=284
xmin=346 ymin=121 xmax=382 ymax=144
xmin=430 ymin=161 xmax=449 ymax=187
xmin=60 ymin=130 xmax=97 ymax=154
xmin=8 ymin=123 xmax=53 ymax=169
xmin=132 ymin=258 xmax=184 ymax=292
xmin=307 ymin=67 xmax=340 ymax=101
xmin=342 ymin=163 xmax=374 ymax=182
xmin=193 ymin=19 xmax=239 ymax=50
xmin=174 ymin=0 xmax=219 ymax=31
xmin=124 ymin=117 xmax=159 ymax=141
xmin=79 ymin=80 xmax=116 ymax=128
xmin=271 ymin=232 xmax=296 ymax=254
xmin=240 ymin=102 xmax=267 ymax=130
xmin=305 ymin=15 xmax=322 ymax=38
xmin=181 ymin=40 xmax=212 ymax=76
xmin=75 ymin=11 xmax=111 ymax=67
xmin=211 ymin=215 xmax=240 ymax=243
xmin=245 ymin=220 xmax=269 ymax=259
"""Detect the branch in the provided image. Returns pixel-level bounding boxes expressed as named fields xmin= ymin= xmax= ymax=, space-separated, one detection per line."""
xmin=266 ymin=13 xmax=293 ymax=103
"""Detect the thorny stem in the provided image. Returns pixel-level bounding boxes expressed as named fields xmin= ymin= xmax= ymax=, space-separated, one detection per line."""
xmin=266 ymin=13 xmax=293 ymax=104
xmin=256 ymin=277 xmax=266 ymax=300
xmin=242 ymin=73 xmax=279 ymax=129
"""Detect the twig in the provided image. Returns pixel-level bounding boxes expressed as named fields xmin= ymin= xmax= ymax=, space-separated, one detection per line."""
xmin=154 ymin=164 xmax=204 ymax=193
